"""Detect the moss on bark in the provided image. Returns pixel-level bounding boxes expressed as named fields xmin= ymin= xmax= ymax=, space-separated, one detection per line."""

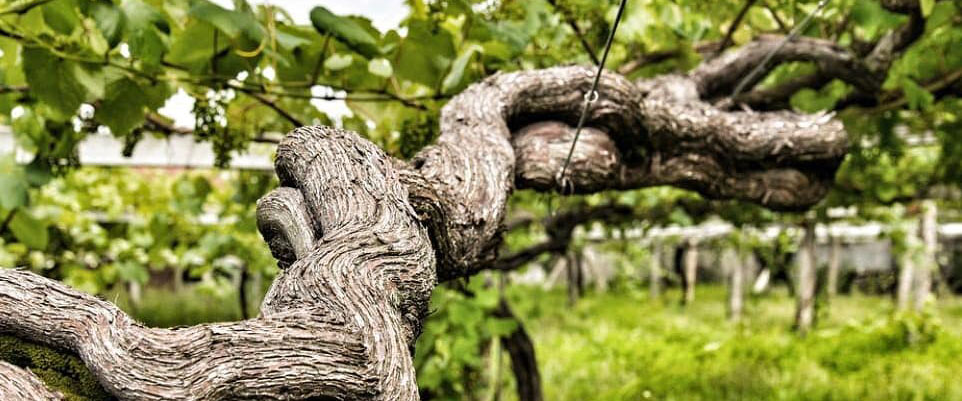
xmin=0 ymin=335 xmax=113 ymax=401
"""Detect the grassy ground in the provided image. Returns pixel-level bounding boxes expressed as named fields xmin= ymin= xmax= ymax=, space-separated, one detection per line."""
xmin=506 ymin=285 xmax=962 ymax=401
xmin=15 ymin=283 xmax=958 ymax=401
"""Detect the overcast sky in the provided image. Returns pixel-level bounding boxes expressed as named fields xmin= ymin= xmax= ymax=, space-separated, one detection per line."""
xmin=213 ymin=0 xmax=408 ymax=31
xmin=158 ymin=1 xmax=408 ymax=130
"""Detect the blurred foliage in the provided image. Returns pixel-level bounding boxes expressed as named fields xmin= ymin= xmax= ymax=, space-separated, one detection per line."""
xmin=10 ymin=282 xmax=958 ymax=401
xmin=414 ymin=278 xmax=518 ymax=400
xmin=513 ymin=285 xmax=959 ymax=401
xmin=0 ymin=0 xmax=958 ymax=232
xmin=0 ymin=164 xmax=276 ymax=298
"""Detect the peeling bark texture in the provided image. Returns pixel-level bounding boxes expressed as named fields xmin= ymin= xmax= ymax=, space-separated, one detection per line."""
xmin=510 ymin=68 xmax=846 ymax=214
xmin=255 ymin=187 xmax=317 ymax=269
xmin=715 ymin=4 xmax=925 ymax=111
xmin=0 ymin=60 xmax=848 ymax=399
xmin=1 ymin=127 xmax=433 ymax=401
xmin=0 ymin=362 xmax=64 ymax=400
xmin=692 ymin=35 xmax=878 ymax=97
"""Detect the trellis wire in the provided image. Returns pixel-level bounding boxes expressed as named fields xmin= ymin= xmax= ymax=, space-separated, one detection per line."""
xmin=556 ymin=0 xmax=629 ymax=194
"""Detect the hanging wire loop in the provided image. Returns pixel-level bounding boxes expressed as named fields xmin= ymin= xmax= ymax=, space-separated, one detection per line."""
xmin=555 ymin=0 xmax=629 ymax=195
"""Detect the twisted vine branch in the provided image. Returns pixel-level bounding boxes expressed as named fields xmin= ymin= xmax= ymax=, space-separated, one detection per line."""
xmin=1 ymin=61 xmax=847 ymax=399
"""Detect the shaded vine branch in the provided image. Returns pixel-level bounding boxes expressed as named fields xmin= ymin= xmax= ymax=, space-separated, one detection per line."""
xmin=713 ymin=0 xmax=760 ymax=58
xmin=236 ymin=88 xmax=305 ymax=127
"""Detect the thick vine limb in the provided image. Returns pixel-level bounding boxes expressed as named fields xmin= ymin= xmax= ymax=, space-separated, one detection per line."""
xmin=707 ymin=3 xmax=925 ymax=111
xmin=1 ymin=127 xmax=434 ymax=401
xmin=0 ymin=362 xmax=63 ymax=400
xmin=691 ymin=35 xmax=877 ymax=98
xmin=405 ymin=66 xmax=845 ymax=281
xmin=0 ymin=63 xmax=846 ymax=400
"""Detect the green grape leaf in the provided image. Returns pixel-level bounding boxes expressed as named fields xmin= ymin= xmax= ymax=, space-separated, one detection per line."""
xmin=485 ymin=318 xmax=518 ymax=337
xmin=166 ymin=21 xmax=223 ymax=71
xmin=324 ymin=53 xmax=353 ymax=70
xmin=441 ymin=44 xmax=482 ymax=94
xmin=9 ymin=211 xmax=48 ymax=250
xmin=480 ymin=40 xmax=512 ymax=61
xmin=41 ymin=0 xmax=81 ymax=35
xmin=274 ymin=27 xmax=313 ymax=50
xmin=0 ymin=158 xmax=28 ymax=209
xmin=121 ymin=0 xmax=169 ymax=66
xmin=310 ymin=6 xmax=380 ymax=58
xmin=90 ymin=0 xmax=125 ymax=49
xmin=395 ymin=19 xmax=455 ymax=88
xmin=99 ymin=78 xmax=169 ymax=135
xmin=902 ymin=79 xmax=934 ymax=110
xmin=190 ymin=1 xmax=244 ymax=38
xmin=791 ymin=88 xmax=838 ymax=113
xmin=22 ymin=47 xmax=87 ymax=119
xmin=121 ymin=0 xmax=168 ymax=33
xmin=925 ymin=2 xmax=957 ymax=29
xmin=189 ymin=1 xmax=264 ymax=42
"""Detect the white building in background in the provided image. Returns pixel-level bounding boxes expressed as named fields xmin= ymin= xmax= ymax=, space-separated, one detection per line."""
xmin=0 ymin=125 xmax=276 ymax=170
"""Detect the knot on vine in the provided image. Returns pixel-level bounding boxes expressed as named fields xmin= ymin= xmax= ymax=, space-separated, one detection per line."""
xmin=256 ymin=126 xmax=436 ymax=345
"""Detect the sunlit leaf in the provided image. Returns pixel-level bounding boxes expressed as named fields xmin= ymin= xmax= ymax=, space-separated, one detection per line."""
xmin=367 ymin=58 xmax=393 ymax=78
xmin=310 ymin=6 xmax=380 ymax=58
xmin=324 ymin=53 xmax=353 ymax=71
xmin=9 ymin=210 xmax=48 ymax=250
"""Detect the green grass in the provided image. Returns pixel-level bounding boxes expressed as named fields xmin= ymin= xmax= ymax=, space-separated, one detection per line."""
xmin=6 ymin=282 xmax=961 ymax=401
xmin=505 ymin=285 xmax=962 ymax=401
xmin=113 ymin=286 xmax=250 ymax=327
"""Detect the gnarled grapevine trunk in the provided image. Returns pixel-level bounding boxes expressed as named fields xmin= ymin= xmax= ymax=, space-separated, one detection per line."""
xmin=1 ymin=63 xmax=846 ymax=400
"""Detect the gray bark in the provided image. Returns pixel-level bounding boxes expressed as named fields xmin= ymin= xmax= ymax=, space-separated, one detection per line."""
xmin=795 ymin=222 xmax=817 ymax=334
xmin=683 ymin=238 xmax=699 ymax=305
xmin=0 ymin=62 xmax=848 ymax=399
xmin=726 ymin=248 xmax=744 ymax=322
xmin=2 ymin=127 xmax=430 ymax=401
xmin=897 ymin=242 xmax=916 ymax=311
xmin=915 ymin=200 xmax=937 ymax=311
